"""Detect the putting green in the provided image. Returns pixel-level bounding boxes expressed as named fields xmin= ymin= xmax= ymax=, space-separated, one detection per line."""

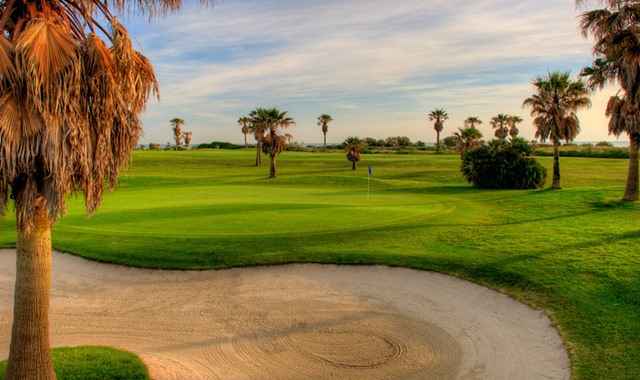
xmin=57 ymin=185 xmax=456 ymax=237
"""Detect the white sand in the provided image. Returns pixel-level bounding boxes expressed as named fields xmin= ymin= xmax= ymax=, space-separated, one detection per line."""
xmin=0 ymin=250 xmax=569 ymax=379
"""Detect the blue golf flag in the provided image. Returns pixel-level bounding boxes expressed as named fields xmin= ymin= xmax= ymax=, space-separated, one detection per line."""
xmin=368 ymin=165 xmax=372 ymax=176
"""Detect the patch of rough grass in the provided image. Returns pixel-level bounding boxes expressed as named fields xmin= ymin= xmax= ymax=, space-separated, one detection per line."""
xmin=0 ymin=346 xmax=149 ymax=379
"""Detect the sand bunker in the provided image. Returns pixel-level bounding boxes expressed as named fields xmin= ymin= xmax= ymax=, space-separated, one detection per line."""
xmin=0 ymin=250 xmax=569 ymax=379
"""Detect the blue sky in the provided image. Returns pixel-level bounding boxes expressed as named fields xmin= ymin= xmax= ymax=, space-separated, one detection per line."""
xmin=123 ymin=0 xmax=618 ymax=145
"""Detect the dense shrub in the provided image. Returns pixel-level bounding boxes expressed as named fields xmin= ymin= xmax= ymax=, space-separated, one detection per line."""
xmin=535 ymin=147 xmax=629 ymax=159
xmin=461 ymin=139 xmax=547 ymax=189
xmin=442 ymin=135 xmax=457 ymax=148
xmin=197 ymin=141 xmax=243 ymax=149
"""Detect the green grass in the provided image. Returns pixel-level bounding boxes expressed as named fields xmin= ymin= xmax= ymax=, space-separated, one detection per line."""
xmin=0 ymin=346 xmax=149 ymax=379
xmin=1 ymin=149 xmax=639 ymax=379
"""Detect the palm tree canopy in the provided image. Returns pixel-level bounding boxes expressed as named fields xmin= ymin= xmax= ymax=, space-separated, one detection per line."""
xmin=170 ymin=117 xmax=185 ymax=132
xmin=344 ymin=136 xmax=366 ymax=163
xmin=428 ymin=108 xmax=449 ymax=131
xmin=578 ymin=0 xmax=640 ymax=138
xmin=251 ymin=107 xmax=295 ymax=156
xmin=317 ymin=114 xmax=333 ymax=134
xmin=454 ymin=125 xmax=483 ymax=155
xmin=464 ymin=116 xmax=482 ymax=128
xmin=238 ymin=116 xmax=251 ymax=134
xmin=522 ymin=70 xmax=591 ymax=144
xmin=490 ymin=114 xmax=510 ymax=139
xmin=0 ymin=1 xmax=220 ymax=231
xmin=507 ymin=115 xmax=523 ymax=137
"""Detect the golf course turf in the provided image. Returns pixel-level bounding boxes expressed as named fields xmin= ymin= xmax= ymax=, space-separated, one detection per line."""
xmin=0 ymin=149 xmax=638 ymax=379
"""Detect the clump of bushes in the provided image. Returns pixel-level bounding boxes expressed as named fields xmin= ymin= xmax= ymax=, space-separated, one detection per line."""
xmin=197 ymin=141 xmax=243 ymax=149
xmin=535 ymin=147 xmax=629 ymax=159
xmin=461 ymin=138 xmax=547 ymax=189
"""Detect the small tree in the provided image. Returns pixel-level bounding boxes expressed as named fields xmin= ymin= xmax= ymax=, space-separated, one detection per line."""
xmin=522 ymin=70 xmax=591 ymax=189
xmin=428 ymin=108 xmax=449 ymax=154
xmin=253 ymin=107 xmax=295 ymax=178
xmin=317 ymin=114 xmax=333 ymax=152
xmin=183 ymin=131 xmax=193 ymax=149
xmin=238 ymin=116 xmax=251 ymax=149
xmin=344 ymin=137 xmax=367 ymax=170
xmin=170 ymin=117 xmax=185 ymax=149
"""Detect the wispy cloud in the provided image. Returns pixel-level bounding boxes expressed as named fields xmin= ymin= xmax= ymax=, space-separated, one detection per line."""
xmin=126 ymin=0 xmax=616 ymax=145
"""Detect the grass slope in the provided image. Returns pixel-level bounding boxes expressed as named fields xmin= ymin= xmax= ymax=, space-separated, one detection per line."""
xmin=0 ymin=149 xmax=638 ymax=379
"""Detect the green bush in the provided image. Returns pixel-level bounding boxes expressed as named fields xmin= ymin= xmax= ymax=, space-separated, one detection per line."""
xmin=197 ymin=141 xmax=243 ymax=149
xmin=536 ymin=147 xmax=629 ymax=159
xmin=461 ymin=139 xmax=547 ymax=189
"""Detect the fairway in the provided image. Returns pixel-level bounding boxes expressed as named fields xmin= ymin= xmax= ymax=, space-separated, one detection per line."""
xmin=0 ymin=149 xmax=638 ymax=380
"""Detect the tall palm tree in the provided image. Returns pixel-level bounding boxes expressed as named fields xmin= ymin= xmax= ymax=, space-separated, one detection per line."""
xmin=523 ymin=70 xmax=591 ymax=189
xmin=238 ymin=116 xmax=251 ymax=149
xmin=507 ymin=115 xmax=523 ymax=138
xmin=170 ymin=117 xmax=185 ymax=148
xmin=428 ymin=108 xmax=448 ymax=154
xmin=344 ymin=136 xmax=367 ymax=169
xmin=464 ymin=116 xmax=483 ymax=129
xmin=490 ymin=114 xmax=510 ymax=140
xmin=0 ymin=1 xmax=212 ymax=378
xmin=317 ymin=114 xmax=333 ymax=152
xmin=252 ymin=107 xmax=295 ymax=178
xmin=577 ymin=0 xmax=640 ymax=200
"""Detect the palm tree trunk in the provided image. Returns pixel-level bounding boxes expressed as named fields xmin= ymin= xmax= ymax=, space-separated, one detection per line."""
xmin=623 ymin=136 xmax=640 ymax=201
xmin=244 ymin=134 xmax=248 ymax=149
xmin=436 ymin=131 xmax=440 ymax=154
xmin=552 ymin=142 xmax=561 ymax=189
xmin=270 ymin=154 xmax=277 ymax=178
xmin=323 ymin=133 xmax=327 ymax=153
xmin=255 ymin=143 xmax=262 ymax=166
xmin=6 ymin=200 xmax=56 ymax=380
xmin=352 ymin=161 xmax=357 ymax=170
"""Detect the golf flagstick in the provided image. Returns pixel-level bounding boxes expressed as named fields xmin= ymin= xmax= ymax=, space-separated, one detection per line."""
xmin=368 ymin=165 xmax=372 ymax=200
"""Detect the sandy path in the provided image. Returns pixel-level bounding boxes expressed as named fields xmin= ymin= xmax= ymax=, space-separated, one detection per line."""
xmin=0 ymin=250 xmax=569 ymax=379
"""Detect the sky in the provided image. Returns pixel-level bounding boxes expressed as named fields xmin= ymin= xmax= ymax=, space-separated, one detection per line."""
xmin=122 ymin=0 xmax=620 ymax=146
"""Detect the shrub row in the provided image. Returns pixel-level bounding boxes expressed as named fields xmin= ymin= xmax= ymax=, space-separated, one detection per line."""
xmin=535 ymin=147 xmax=629 ymax=159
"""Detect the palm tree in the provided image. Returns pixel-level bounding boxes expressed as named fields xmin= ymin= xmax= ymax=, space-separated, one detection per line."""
xmin=252 ymin=107 xmax=295 ymax=178
xmin=183 ymin=131 xmax=193 ymax=149
xmin=248 ymin=110 xmax=268 ymax=166
xmin=454 ymin=126 xmax=484 ymax=157
xmin=238 ymin=116 xmax=251 ymax=149
xmin=508 ymin=115 xmax=523 ymax=138
xmin=577 ymin=0 xmax=640 ymax=200
xmin=0 ymin=1 xmax=211 ymax=378
xmin=317 ymin=114 xmax=333 ymax=152
xmin=490 ymin=114 xmax=510 ymax=140
xmin=464 ymin=116 xmax=483 ymax=129
xmin=344 ymin=137 xmax=367 ymax=169
xmin=170 ymin=117 xmax=185 ymax=149
xmin=523 ymin=70 xmax=591 ymax=189
xmin=428 ymin=108 xmax=449 ymax=154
